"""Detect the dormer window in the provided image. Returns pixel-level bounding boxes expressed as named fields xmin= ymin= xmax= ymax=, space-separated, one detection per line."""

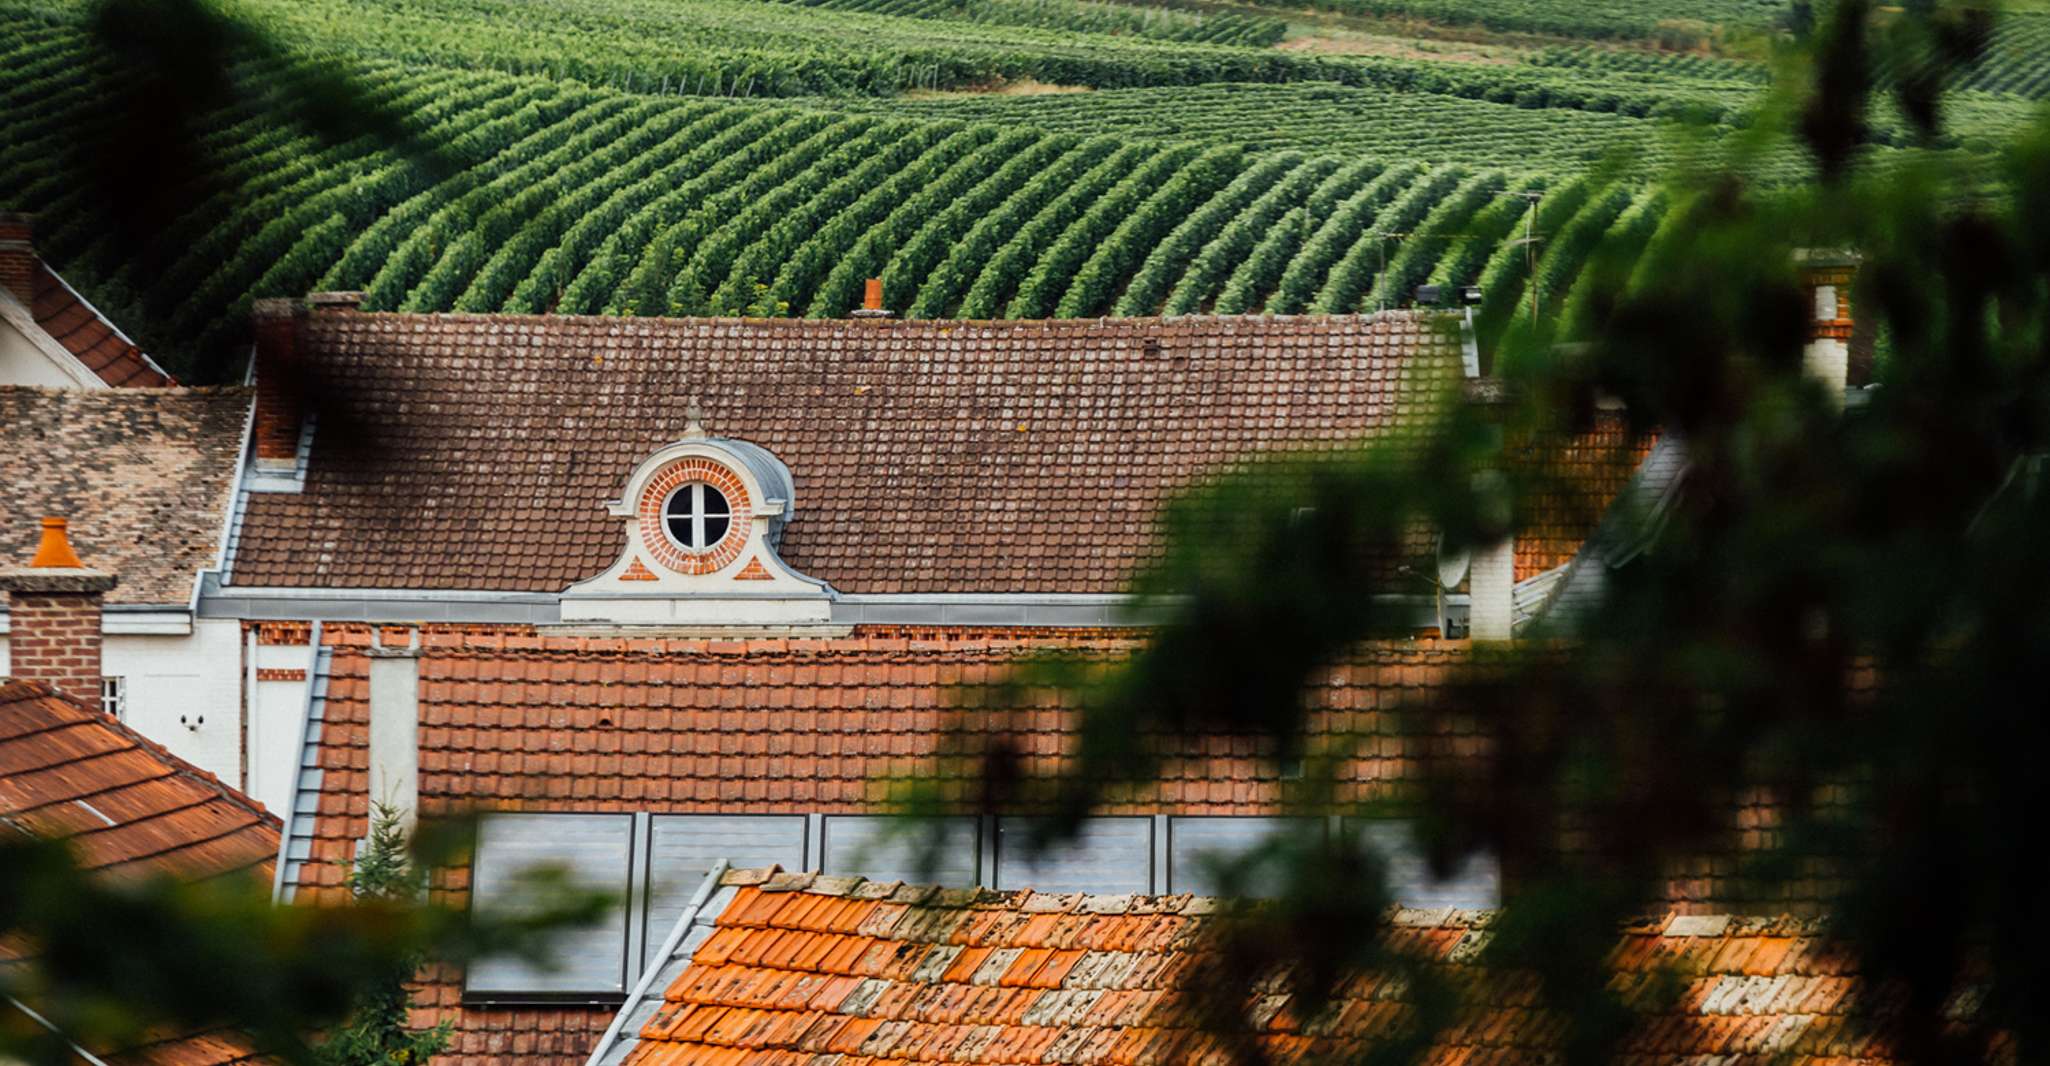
xmin=562 ymin=421 xmax=833 ymax=625
xmin=663 ymin=483 xmax=731 ymax=552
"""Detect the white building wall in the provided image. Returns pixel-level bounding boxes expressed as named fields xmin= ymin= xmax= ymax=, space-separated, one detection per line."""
xmin=0 ymin=315 xmax=88 ymax=387
xmin=103 ymin=620 xmax=245 ymax=788
xmin=250 ymin=640 xmax=316 ymax=819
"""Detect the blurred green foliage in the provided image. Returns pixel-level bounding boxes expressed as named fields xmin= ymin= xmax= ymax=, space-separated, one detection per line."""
xmin=921 ymin=2 xmax=2046 ymax=1063
xmin=0 ymin=814 xmax=612 ymax=1066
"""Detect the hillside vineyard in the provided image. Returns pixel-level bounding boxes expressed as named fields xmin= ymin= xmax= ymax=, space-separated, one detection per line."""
xmin=1 ymin=0 xmax=2038 ymax=378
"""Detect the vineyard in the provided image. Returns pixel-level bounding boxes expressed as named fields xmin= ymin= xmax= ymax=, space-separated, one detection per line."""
xmin=808 ymin=82 xmax=1782 ymax=173
xmin=0 ymin=24 xmax=1686 ymax=365
xmin=760 ymin=0 xmax=1289 ymax=47
xmin=1207 ymin=0 xmax=1790 ymax=42
xmin=1 ymin=0 xmax=2040 ymax=381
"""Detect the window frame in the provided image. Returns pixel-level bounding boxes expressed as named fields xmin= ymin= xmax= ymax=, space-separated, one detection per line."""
xmin=659 ymin=482 xmax=733 ymax=553
xmin=100 ymin=676 xmax=126 ymax=719
xmin=461 ymin=810 xmax=640 ymax=1006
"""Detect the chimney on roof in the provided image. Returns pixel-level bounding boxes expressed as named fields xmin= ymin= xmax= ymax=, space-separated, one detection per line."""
xmin=250 ymin=297 xmax=308 ymax=468
xmin=851 ymin=278 xmax=893 ymax=319
xmin=367 ymin=628 xmax=420 ymax=835
xmin=1 ymin=517 xmax=116 ymax=708
xmin=0 ymin=212 xmax=36 ymax=305
xmin=1796 ymin=249 xmax=1859 ymax=409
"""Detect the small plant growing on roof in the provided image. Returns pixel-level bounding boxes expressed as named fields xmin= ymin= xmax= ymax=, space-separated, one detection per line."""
xmin=314 ymin=803 xmax=454 ymax=1066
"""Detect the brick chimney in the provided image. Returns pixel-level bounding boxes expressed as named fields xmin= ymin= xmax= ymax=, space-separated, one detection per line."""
xmin=249 ymin=297 xmax=307 ymax=465
xmin=1796 ymin=250 xmax=1858 ymax=408
xmin=1 ymin=517 xmax=117 ymax=708
xmin=851 ymin=278 xmax=893 ymax=319
xmin=0 ymin=212 xmax=36 ymax=305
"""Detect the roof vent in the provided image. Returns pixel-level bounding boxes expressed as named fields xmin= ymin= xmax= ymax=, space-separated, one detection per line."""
xmin=851 ymin=278 xmax=893 ymax=319
xmin=28 ymin=516 xmax=84 ymax=569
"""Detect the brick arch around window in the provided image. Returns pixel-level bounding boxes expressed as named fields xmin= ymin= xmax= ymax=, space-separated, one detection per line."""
xmin=635 ymin=457 xmax=753 ymax=576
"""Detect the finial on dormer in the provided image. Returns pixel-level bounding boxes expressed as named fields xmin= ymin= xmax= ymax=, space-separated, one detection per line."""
xmin=682 ymin=396 xmax=709 ymax=440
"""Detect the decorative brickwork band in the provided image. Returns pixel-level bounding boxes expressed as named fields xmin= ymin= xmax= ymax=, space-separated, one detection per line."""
xmin=636 ymin=457 xmax=754 ymax=575
xmin=1796 ymin=254 xmax=1858 ymax=343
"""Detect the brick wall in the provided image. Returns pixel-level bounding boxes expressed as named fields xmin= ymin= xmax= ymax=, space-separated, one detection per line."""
xmin=0 ymin=213 xmax=35 ymax=304
xmin=250 ymin=297 xmax=305 ymax=462
xmin=3 ymin=590 xmax=106 ymax=706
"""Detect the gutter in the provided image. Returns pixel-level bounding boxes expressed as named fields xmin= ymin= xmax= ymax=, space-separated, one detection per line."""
xmin=197 ymin=581 xmax=1456 ymax=628
xmin=0 ymin=604 xmax=195 ymax=636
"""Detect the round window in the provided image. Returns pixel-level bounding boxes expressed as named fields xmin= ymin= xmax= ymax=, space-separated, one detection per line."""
xmin=662 ymin=483 xmax=732 ymax=552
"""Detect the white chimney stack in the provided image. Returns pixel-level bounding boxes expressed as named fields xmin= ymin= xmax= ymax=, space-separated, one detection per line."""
xmin=1796 ymin=249 xmax=1859 ymax=408
xmin=366 ymin=629 xmax=420 ymax=833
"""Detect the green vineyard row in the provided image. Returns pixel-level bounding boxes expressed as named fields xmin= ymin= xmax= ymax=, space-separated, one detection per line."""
xmin=0 ymin=33 xmax=1677 ymax=377
xmin=760 ymin=0 xmax=1288 ymax=48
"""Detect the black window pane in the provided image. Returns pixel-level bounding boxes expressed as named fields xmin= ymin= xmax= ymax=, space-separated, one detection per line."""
xmin=666 ymin=515 xmax=692 ymax=545
xmin=703 ymin=516 xmax=729 ymax=544
xmin=702 ymin=487 xmax=729 ymax=516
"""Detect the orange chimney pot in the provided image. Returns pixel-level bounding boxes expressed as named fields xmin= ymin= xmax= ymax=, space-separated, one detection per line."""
xmin=28 ymin=516 xmax=85 ymax=568
xmin=863 ymin=278 xmax=884 ymax=312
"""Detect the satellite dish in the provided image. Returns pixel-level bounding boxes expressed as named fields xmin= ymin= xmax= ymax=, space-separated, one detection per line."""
xmin=1435 ymin=534 xmax=1471 ymax=589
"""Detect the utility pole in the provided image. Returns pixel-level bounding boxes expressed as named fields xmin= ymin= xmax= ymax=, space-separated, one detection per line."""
xmin=1501 ymin=190 xmax=1545 ymax=327
xmin=1526 ymin=200 xmax=1538 ymax=326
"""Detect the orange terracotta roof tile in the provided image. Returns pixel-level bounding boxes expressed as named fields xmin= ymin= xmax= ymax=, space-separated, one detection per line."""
xmin=26 ymin=264 xmax=175 ymax=389
xmin=0 ymin=680 xmax=278 ymax=1065
xmin=593 ymin=867 xmax=1950 ymax=1066
xmin=0 ymin=680 xmax=277 ymax=880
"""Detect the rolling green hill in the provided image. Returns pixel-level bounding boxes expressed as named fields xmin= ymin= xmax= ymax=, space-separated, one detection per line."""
xmin=0 ymin=0 xmax=2034 ymax=379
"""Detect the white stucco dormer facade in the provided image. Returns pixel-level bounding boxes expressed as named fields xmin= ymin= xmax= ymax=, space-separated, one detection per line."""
xmin=558 ymin=415 xmax=834 ymax=628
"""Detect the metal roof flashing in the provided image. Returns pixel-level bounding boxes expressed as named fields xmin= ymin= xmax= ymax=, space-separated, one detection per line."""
xmin=586 ymin=861 xmax=732 ymax=1066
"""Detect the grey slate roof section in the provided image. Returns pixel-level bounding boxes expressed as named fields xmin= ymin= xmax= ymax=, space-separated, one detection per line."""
xmin=1523 ymin=434 xmax=1689 ymax=637
xmin=590 ymin=865 xmax=734 ymax=1066
xmin=275 ymin=634 xmax=334 ymax=903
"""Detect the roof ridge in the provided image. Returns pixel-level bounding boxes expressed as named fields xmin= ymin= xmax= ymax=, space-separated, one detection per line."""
xmin=299 ymin=306 xmax=1443 ymax=330
xmin=712 ymin=865 xmax=1829 ymax=934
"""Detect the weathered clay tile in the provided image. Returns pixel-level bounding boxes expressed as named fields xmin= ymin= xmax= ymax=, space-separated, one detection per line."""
xmin=232 ymin=311 xmax=1463 ymax=595
xmin=2 ymin=386 xmax=248 ymax=604
xmin=599 ymin=865 xmax=1933 ymax=1066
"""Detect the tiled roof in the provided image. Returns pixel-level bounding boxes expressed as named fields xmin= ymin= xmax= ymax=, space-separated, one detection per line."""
xmin=608 ymin=866 xmax=1927 ymax=1066
xmin=285 ymin=626 xmax=1452 ymax=902
xmin=229 ymin=311 xmax=1460 ymax=595
xmin=1513 ymin=416 xmax=1655 ymax=582
xmin=95 ymin=1028 xmax=268 ymax=1066
xmin=0 ymin=681 xmax=275 ymax=1064
xmin=0 ymin=680 xmax=278 ymax=879
xmin=1531 ymin=434 xmax=1690 ymax=635
xmin=287 ymin=626 xmax=1453 ymax=1066
xmin=28 ymin=264 xmax=175 ymax=388
xmin=0 ymin=386 xmax=250 ymax=604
